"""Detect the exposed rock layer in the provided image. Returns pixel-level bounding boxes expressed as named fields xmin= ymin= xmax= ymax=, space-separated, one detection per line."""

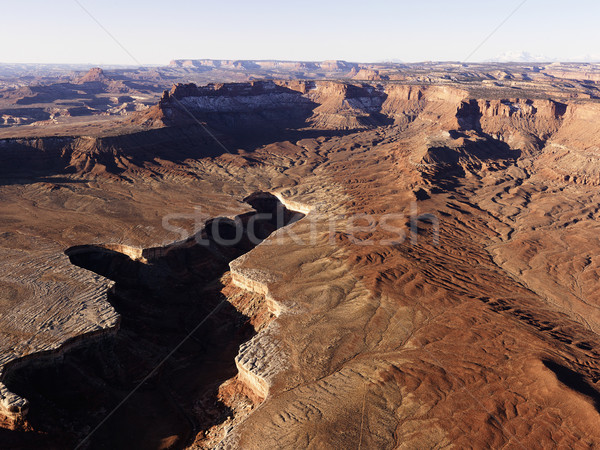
xmin=1 ymin=75 xmax=600 ymax=448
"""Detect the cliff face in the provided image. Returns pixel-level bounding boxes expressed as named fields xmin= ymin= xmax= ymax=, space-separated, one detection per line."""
xmin=2 ymin=80 xmax=599 ymax=184
xmin=0 ymin=191 xmax=306 ymax=445
xmin=4 ymin=70 xmax=600 ymax=448
xmin=149 ymin=81 xmax=318 ymax=131
xmin=473 ymin=98 xmax=567 ymax=151
xmin=535 ymin=102 xmax=600 ymax=184
xmin=142 ymin=80 xmax=585 ymax=141
xmin=0 ymin=126 xmax=232 ymax=179
xmin=142 ymin=81 xmax=466 ymax=131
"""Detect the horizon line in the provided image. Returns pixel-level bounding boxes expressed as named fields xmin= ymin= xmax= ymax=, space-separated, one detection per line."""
xmin=1 ymin=58 xmax=599 ymax=68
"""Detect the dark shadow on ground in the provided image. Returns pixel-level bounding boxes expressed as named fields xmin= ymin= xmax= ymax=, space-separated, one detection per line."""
xmin=0 ymin=123 xmax=358 ymax=186
xmin=3 ymin=193 xmax=305 ymax=450
xmin=543 ymin=360 xmax=600 ymax=413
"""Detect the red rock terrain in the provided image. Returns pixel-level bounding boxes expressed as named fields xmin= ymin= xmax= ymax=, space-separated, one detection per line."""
xmin=0 ymin=65 xmax=599 ymax=448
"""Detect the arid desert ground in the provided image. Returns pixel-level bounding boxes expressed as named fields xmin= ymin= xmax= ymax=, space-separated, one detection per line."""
xmin=0 ymin=61 xmax=600 ymax=448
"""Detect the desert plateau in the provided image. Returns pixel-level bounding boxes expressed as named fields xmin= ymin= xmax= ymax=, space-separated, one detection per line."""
xmin=0 ymin=57 xmax=600 ymax=448
xmin=2 ymin=0 xmax=600 ymax=445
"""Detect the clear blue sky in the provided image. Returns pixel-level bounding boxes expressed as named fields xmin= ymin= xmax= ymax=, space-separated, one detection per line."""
xmin=1 ymin=0 xmax=598 ymax=65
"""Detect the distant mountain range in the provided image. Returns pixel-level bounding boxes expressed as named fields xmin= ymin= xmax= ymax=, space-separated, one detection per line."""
xmin=489 ymin=51 xmax=600 ymax=63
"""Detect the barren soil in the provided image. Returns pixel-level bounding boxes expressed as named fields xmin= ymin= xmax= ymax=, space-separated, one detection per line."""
xmin=0 ymin=68 xmax=600 ymax=448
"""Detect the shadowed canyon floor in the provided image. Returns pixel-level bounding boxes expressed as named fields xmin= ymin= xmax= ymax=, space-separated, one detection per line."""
xmin=1 ymin=71 xmax=600 ymax=448
xmin=4 ymin=193 xmax=303 ymax=449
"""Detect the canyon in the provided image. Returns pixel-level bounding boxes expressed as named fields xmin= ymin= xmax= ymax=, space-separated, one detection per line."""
xmin=0 ymin=62 xmax=600 ymax=448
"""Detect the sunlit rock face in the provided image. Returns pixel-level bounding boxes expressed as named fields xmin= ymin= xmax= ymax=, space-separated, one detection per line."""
xmin=2 ymin=65 xmax=600 ymax=448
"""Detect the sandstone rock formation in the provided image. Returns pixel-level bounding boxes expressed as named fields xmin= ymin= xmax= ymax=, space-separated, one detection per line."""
xmin=77 ymin=68 xmax=109 ymax=84
xmin=352 ymin=68 xmax=387 ymax=81
xmin=1 ymin=66 xmax=600 ymax=448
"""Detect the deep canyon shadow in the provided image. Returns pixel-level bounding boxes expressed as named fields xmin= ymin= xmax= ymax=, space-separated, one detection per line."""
xmin=3 ymin=192 xmax=304 ymax=449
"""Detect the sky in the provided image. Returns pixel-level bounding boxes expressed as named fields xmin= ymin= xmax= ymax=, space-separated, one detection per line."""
xmin=1 ymin=0 xmax=599 ymax=65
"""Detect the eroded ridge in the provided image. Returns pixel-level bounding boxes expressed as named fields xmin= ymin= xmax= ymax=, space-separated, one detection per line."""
xmin=2 ymin=70 xmax=600 ymax=448
xmin=228 ymin=195 xmax=313 ymax=402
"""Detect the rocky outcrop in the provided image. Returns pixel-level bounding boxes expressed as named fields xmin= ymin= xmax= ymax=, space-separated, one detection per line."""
xmin=318 ymin=60 xmax=358 ymax=72
xmin=0 ymin=324 xmax=119 ymax=422
xmin=144 ymin=81 xmax=411 ymax=131
xmin=229 ymin=266 xmax=281 ymax=318
xmin=77 ymin=67 xmax=109 ymax=84
xmin=533 ymin=102 xmax=600 ymax=185
xmin=1 ymin=114 xmax=33 ymax=126
xmin=0 ymin=249 xmax=118 ymax=423
xmin=270 ymin=191 xmax=313 ymax=215
xmin=0 ymin=125 xmax=232 ymax=178
xmin=306 ymin=82 xmax=389 ymax=129
xmin=352 ymin=68 xmax=387 ymax=81
xmin=152 ymin=81 xmax=318 ymax=131
xmin=3 ymin=79 xmax=599 ymax=190
xmin=474 ymin=98 xmax=567 ymax=151
xmin=383 ymin=85 xmax=469 ymax=127
xmin=145 ymin=81 xmax=545 ymax=133
xmin=226 ymin=193 xmax=311 ymax=402
xmin=233 ymin=328 xmax=284 ymax=402
xmin=69 ymin=243 xmax=145 ymax=262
